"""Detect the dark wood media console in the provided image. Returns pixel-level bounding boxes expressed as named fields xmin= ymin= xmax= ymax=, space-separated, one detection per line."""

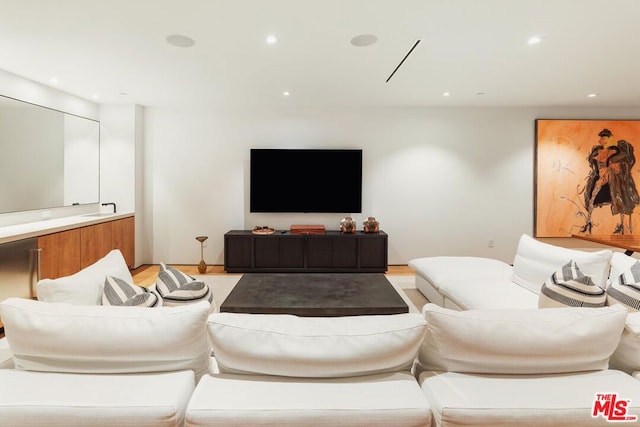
xmin=224 ymin=230 xmax=388 ymax=273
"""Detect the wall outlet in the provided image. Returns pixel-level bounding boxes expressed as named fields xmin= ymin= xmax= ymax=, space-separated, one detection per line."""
xmin=42 ymin=211 xmax=51 ymax=219
xmin=488 ymin=238 xmax=494 ymax=248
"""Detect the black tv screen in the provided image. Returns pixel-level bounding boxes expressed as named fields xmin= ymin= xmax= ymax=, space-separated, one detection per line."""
xmin=250 ymin=149 xmax=362 ymax=213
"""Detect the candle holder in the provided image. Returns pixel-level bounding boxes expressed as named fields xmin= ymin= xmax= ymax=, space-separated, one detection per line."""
xmin=196 ymin=236 xmax=208 ymax=274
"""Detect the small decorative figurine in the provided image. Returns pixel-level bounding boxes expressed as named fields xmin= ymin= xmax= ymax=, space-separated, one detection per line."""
xmin=363 ymin=216 xmax=379 ymax=233
xmin=340 ymin=216 xmax=356 ymax=233
xmin=195 ymin=236 xmax=208 ymax=274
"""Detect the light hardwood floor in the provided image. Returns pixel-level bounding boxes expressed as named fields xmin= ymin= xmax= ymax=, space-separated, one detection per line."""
xmin=132 ymin=264 xmax=414 ymax=286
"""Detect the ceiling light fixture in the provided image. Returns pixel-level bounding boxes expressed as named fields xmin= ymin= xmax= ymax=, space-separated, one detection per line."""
xmin=350 ymin=34 xmax=378 ymax=47
xmin=527 ymin=36 xmax=542 ymax=45
xmin=443 ymin=92 xmax=451 ymax=97
xmin=587 ymin=93 xmax=599 ymax=98
xmin=283 ymin=91 xmax=290 ymax=97
xmin=166 ymin=34 xmax=196 ymax=48
xmin=266 ymin=35 xmax=278 ymax=45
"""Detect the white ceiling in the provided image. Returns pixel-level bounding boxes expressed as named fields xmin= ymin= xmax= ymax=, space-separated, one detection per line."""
xmin=1 ymin=0 xmax=639 ymax=108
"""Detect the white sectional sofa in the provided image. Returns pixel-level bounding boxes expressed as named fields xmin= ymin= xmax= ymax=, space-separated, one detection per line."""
xmin=3 ymin=243 xmax=640 ymax=426
xmin=409 ymin=234 xmax=614 ymax=310
xmin=0 ymin=298 xmax=432 ymax=427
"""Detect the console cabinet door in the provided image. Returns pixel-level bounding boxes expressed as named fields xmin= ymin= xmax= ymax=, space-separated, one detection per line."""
xmin=359 ymin=235 xmax=388 ymax=269
xmin=112 ymin=217 xmax=135 ymax=268
xmin=80 ymin=221 xmax=113 ymax=269
xmin=279 ymin=237 xmax=304 ymax=268
xmin=306 ymin=237 xmax=333 ymax=268
xmin=38 ymin=228 xmax=81 ymax=280
xmin=254 ymin=237 xmax=280 ymax=268
xmin=225 ymin=235 xmax=252 ymax=269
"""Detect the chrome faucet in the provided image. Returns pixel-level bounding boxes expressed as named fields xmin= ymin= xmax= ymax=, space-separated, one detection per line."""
xmin=101 ymin=202 xmax=117 ymax=214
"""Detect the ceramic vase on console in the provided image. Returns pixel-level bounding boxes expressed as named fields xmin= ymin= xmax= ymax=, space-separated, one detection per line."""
xmin=363 ymin=217 xmax=379 ymax=233
xmin=196 ymin=236 xmax=208 ymax=274
xmin=340 ymin=216 xmax=356 ymax=233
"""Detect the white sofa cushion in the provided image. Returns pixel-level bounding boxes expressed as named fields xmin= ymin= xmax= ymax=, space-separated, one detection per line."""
xmin=186 ymin=372 xmax=431 ymax=427
xmin=0 ymin=298 xmax=210 ymax=377
xmin=611 ymin=311 xmax=640 ymax=374
xmin=0 ymin=369 xmax=195 ymax=427
xmin=207 ymin=312 xmax=427 ymax=378
xmin=409 ymin=256 xmax=513 ymax=288
xmin=419 ymin=369 xmax=640 ymax=426
xmin=36 ymin=249 xmax=133 ymax=305
xmin=437 ymin=277 xmax=539 ymax=310
xmin=539 ymin=260 xmax=606 ymax=308
xmin=0 ymin=337 xmax=12 ymax=369
xmin=418 ymin=303 xmax=627 ymax=374
xmin=512 ymin=234 xmax=612 ymax=294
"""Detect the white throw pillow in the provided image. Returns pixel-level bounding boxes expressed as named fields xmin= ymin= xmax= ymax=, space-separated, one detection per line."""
xmin=418 ymin=303 xmax=627 ymax=375
xmin=36 ymin=249 xmax=132 ymax=305
xmin=609 ymin=251 xmax=640 ymax=287
xmin=207 ymin=312 xmax=427 ymax=378
xmin=538 ymin=260 xmax=606 ymax=308
xmin=0 ymin=298 xmax=210 ymax=378
xmin=512 ymin=234 xmax=612 ymax=293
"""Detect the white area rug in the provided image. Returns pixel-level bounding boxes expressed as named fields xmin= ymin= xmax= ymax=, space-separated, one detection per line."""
xmin=192 ymin=274 xmax=426 ymax=314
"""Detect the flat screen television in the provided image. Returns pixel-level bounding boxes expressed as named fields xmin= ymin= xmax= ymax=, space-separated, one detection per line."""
xmin=250 ymin=149 xmax=362 ymax=213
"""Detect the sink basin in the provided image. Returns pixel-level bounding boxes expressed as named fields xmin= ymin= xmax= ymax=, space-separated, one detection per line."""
xmin=83 ymin=212 xmax=115 ymax=217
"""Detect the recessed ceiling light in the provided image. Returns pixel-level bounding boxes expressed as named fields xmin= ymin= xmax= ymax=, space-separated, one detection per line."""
xmin=283 ymin=91 xmax=291 ymax=97
xmin=350 ymin=34 xmax=378 ymax=47
xmin=476 ymin=92 xmax=486 ymax=96
xmin=266 ymin=35 xmax=278 ymax=45
xmin=587 ymin=93 xmax=599 ymax=98
xmin=120 ymin=92 xmax=128 ymax=96
xmin=527 ymin=36 xmax=542 ymax=45
xmin=442 ymin=92 xmax=451 ymax=97
xmin=166 ymin=34 xmax=195 ymax=48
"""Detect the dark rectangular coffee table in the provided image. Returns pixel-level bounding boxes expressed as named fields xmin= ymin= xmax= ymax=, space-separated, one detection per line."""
xmin=220 ymin=273 xmax=409 ymax=316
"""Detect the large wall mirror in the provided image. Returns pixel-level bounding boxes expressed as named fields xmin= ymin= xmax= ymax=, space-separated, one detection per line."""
xmin=0 ymin=95 xmax=100 ymax=213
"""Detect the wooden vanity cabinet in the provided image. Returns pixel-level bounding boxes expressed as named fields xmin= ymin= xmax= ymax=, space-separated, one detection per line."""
xmin=38 ymin=216 xmax=135 ymax=280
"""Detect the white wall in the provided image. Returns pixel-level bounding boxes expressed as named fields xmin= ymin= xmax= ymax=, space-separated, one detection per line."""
xmin=142 ymin=105 xmax=640 ymax=266
xmin=99 ymin=104 xmax=144 ymax=267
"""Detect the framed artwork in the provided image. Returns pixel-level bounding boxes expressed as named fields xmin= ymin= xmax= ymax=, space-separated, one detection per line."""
xmin=535 ymin=119 xmax=640 ymax=237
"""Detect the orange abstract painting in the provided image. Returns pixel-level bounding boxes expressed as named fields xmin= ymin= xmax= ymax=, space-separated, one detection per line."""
xmin=535 ymin=119 xmax=640 ymax=237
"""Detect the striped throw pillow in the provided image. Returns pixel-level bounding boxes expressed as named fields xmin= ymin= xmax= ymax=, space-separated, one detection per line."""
xmin=538 ymin=260 xmax=606 ymax=308
xmin=607 ymin=261 xmax=640 ymax=311
xmin=102 ymin=275 xmax=159 ymax=307
xmin=155 ymin=263 xmax=213 ymax=307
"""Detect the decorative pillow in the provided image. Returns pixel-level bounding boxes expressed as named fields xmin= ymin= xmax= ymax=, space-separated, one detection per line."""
xmin=609 ymin=251 xmax=639 ymax=287
xmin=538 ymin=260 xmax=606 ymax=308
xmin=155 ymin=263 xmax=213 ymax=307
xmin=207 ymin=312 xmax=427 ymax=378
xmin=512 ymin=234 xmax=612 ymax=294
xmin=102 ymin=275 xmax=160 ymax=307
xmin=418 ymin=303 xmax=627 ymax=375
xmin=0 ymin=298 xmax=211 ymax=378
xmin=36 ymin=249 xmax=133 ymax=305
xmin=607 ymin=260 xmax=640 ymax=311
